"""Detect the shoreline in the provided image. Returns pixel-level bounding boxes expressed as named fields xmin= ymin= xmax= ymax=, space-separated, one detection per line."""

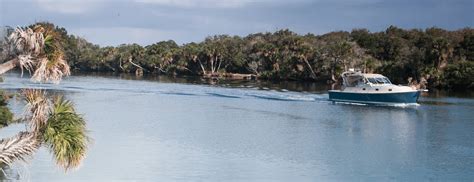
xmin=69 ymin=70 xmax=473 ymax=94
xmin=1 ymin=71 xmax=474 ymax=98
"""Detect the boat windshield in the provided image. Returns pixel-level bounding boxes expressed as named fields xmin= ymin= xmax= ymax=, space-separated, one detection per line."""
xmin=367 ymin=77 xmax=392 ymax=84
xmin=343 ymin=75 xmax=365 ymax=87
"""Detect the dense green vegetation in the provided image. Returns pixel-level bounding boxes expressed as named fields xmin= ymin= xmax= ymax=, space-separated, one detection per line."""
xmin=0 ymin=92 xmax=13 ymax=127
xmin=2 ymin=23 xmax=473 ymax=89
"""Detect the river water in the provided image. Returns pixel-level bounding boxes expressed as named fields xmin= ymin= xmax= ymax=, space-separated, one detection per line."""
xmin=0 ymin=73 xmax=473 ymax=181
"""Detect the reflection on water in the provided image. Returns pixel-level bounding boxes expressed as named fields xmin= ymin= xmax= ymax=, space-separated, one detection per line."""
xmin=74 ymin=72 xmax=332 ymax=93
xmin=0 ymin=72 xmax=473 ymax=181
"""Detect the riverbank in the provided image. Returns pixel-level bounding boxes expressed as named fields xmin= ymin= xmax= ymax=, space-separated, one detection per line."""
xmin=63 ymin=71 xmax=474 ymax=98
xmin=72 ymin=71 xmax=474 ymax=96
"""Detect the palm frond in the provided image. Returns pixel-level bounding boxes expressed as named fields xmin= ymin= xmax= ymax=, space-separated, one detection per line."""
xmin=31 ymin=26 xmax=70 ymax=83
xmin=0 ymin=132 xmax=40 ymax=166
xmin=22 ymin=89 xmax=50 ymax=133
xmin=43 ymin=96 xmax=88 ymax=170
xmin=6 ymin=27 xmax=44 ymax=75
xmin=16 ymin=55 xmax=35 ymax=76
xmin=31 ymin=57 xmax=70 ymax=84
xmin=5 ymin=26 xmax=70 ymax=83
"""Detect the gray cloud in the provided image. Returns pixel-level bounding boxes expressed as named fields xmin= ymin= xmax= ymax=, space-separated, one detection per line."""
xmin=1 ymin=0 xmax=472 ymax=46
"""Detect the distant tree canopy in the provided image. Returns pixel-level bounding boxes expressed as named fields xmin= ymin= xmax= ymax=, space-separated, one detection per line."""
xmin=1 ymin=22 xmax=473 ymax=89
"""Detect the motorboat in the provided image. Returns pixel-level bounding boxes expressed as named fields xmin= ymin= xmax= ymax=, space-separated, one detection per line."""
xmin=328 ymin=70 xmax=425 ymax=105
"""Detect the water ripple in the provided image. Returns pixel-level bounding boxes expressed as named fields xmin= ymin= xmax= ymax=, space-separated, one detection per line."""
xmin=1 ymin=73 xmax=325 ymax=103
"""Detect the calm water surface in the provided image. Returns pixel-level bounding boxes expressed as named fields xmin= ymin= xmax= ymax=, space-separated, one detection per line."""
xmin=1 ymin=73 xmax=473 ymax=181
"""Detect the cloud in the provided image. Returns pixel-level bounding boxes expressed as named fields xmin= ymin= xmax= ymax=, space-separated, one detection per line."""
xmin=36 ymin=0 xmax=105 ymax=14
xmin=69 ymin=27 xmax=190 ymax=46
xmin=4 ymin=0 xmax=469 ymax=46
xmin=135 ymin=0 xmax=266 ymax=8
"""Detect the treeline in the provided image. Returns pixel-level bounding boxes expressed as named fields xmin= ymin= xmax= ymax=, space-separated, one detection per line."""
xmin=2 ymin=22 xmax=473 ymax=89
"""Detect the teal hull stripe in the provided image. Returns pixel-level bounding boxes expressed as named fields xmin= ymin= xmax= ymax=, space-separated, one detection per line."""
xmin=328 ymin=91 xmax=420 ymax=104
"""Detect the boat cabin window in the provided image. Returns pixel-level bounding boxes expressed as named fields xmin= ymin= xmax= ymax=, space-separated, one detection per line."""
xmin=344 ymin=76 xmax=365 ymax=87
xmin=367 ymin=77 xmax=392 ymax=84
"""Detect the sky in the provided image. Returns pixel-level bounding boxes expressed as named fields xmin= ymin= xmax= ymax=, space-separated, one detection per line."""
xmin=0 ymin=0 xmax=473 ymax=46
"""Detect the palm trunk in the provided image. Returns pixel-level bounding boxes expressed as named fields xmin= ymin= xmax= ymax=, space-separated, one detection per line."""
xmin=0 ymin=58 xmax=19 ymax=75
xmin=119 ymin=60 xmax=125 ymax=71
xmin=210 ymin=56 xmax=214 ymax=74
xmin=331 ymin=71 xmax=337 ymax=82
xmin=216 ymin=56 xmax=222 ymax=72
xmin=331 ymin=58 xmax=338 ymax=82
xmin=197 ymin=58 xmax=206 ymax=75
xmin=212 ymin=55 xmax=219 ymax=74
xmin=302 ymin=57 xmax=316 ymax=79
xmin=342 ymin=59 xmax=347 ymax=72
xmin=128 ymin=58 xmax=145 ymax=71
xmin=154 ymin=66 xmax=166 ymax=73
xmin=182 ymin=66 xmax=194 ymax=74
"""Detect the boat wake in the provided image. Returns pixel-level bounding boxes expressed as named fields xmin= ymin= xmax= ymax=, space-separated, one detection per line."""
xmin=3 ymin=73 xmax=448 ymax=108
xmin=2 ymin=74 xmax=445 ymax=108
xmin=1 ymin=74 xmax=329 ymax=103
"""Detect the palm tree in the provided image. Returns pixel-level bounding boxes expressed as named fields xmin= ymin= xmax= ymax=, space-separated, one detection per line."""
xmin=0 ymin=25 xmax=70 ymax=83
xmin=38 ymin=92 xmax=88 ymax=170
xmin=0 ymin=25 xmax=89 ymax=176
